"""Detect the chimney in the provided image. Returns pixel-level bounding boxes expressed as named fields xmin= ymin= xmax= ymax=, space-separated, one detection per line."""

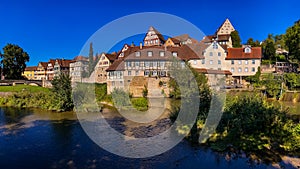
xmin=139 ymin=42 xmax=143 ymax=49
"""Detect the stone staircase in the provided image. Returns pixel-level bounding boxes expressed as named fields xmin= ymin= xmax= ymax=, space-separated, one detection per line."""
xmin=147 ymin=78 xmax=164 ymax=98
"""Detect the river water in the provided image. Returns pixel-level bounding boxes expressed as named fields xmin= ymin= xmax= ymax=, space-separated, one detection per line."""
xmin=0 ymin=106 xmax=299 ymax=169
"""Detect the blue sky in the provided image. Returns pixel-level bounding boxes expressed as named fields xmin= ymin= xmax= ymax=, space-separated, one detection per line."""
xmin=0 ymin=0 xmax=299 ymax=66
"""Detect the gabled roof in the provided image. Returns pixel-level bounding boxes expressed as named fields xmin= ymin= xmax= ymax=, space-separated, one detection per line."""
xmin=38 ymin=62 xmax=48 ymax=68
xmin=215 ymin=18 xmax=235 ymax=35
xmin=55 ymin=59 xmax=73 ymax=67
xmin=226 ymin=47 xmax=262 ymax=60
xmin=73 ymin=56 xmax=88 ymax=61
xmin=143 ymin=26 xmax=165 ymax=43
xmin=173 ymin=34 xmax=198 ymax=44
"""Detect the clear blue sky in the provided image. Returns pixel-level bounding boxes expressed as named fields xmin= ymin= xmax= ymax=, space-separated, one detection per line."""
xmin=0 ymin=0 xmax=299 ymax=66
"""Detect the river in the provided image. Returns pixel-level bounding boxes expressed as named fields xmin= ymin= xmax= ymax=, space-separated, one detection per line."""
xmin=0 ymin=106 xmax=299 ymax=169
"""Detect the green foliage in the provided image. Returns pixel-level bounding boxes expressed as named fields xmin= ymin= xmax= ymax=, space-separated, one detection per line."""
xmin=51 ymin=73 xmax=73 ymax=111
xmin=142 ymin=85 xmax=148 ymax=98
xmin=284 ymin=73 xmax=300 ymax=90
xmin=0 ymin=44 xmax=29 ymax=79
xmin=245 ymin=67 xmax=261 ymax=86
xmin=262 ymin=34 xmax=276 ymax=60
xmin=285 ymin=20 xmax=300 ymax=61
xmin=0 ymin=85 xmax=50 ymax=92
xmin=230 ymin=30 xmax=242 ymax=47
xmin=88 ymin=42 xmax=94 ymax=76
xmin=246 ymin=38 xmax=261 ymax=47
xmin=262 ymin=73 xmax=282 ymax=98
xmin=212 ymin=95 xmax=300 ymax=158
xmin=131 ymin=97 xmax=148 ymax=111
xmin=111 ymin=88 xmax=131 ymax=108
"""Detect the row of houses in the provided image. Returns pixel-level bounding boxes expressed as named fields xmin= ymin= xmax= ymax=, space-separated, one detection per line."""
xmin=22 ymin=19 xmax=263 ymax=96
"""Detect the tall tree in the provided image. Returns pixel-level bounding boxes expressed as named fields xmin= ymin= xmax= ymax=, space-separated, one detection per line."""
xmin=263 ymin=34 xmax=276 ymax=60
xmin=51 ymin=73 xmax=73 ymax=111
xmin=285 ymin=20 xmax=300 ymax=61
xmin=88 ymin=42 xmax=94 ymax=76
xmin=0 ymin=44 xmax=29 ymax=79
xmin=230 ymin=30 xmax=242 ymax=47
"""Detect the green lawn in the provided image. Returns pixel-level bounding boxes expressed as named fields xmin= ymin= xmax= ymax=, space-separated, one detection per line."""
xmin=0 ymin=84 xmax=50 ymax=93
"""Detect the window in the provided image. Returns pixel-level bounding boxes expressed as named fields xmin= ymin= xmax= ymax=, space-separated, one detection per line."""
xmin=202 ymin=59 xmax=205 ymax=64
xmin=153 ymin=62 xmax=157 ymax=67
xmin=155 ymin=39 xmax=158 ymax=44
xmin=172 ymin=52 xmax=178 ymax=57
xmin=231 ymin=68 xmax=235 ymax=72
xmin=135 ymin=62 xmax=139 ymax=67
xmin=245 ymin=47 xmax=251 ymax=53
xmin=153 ymin=70 xmax=157 ymax=76
xmin=231 ymin=60 xmax=234 ymax=65
xmin=160 ymin=61 xmax=165 ymax=67
xmin=209 ymin=60 xmax=213 ymax=65
xmin=128 ymin=71 xmax=131 ymax=76
xmin=160 ymin=51 xmax=165 ymax=57
xmin=252 ymin=60 xmax=255 ymax=64
xmin=238 ymin=60 xmax=242 ymax=65
xmin=135 ymin=51 xmax=140 ymax=57
xmin=127 ymin=62 xmax=131 ymax=67
xmin=238 ymin=67 xmax=242 ymax=72
xmin=147 ymin=51 xmax=153 ymax=57
xmin=213 ymin=42 xmax=218 ymax=49
xmin=209 ymin=52 xmax=213 ymax=56
xmin=149 ymin=62 xmax=153 ymax=67
xmin=218 ymin=60 xmax=221 ymax=65
xmin=112 ymin=81 xmax=115 ymax=86
xmin=193 ymin=60 xmax=197 ymax=65
xmin=245 ymin=67 xmax=248 ymax=72
xmin=145 ymin=61 xmax=149 ymax=67
xmin=252 ymin=67 xmax=256 ymax=72
xmin=181 ymin=62 xmax=185 ymax=68
xmin=218 ymin=52 xmax=221 ymax=57
xmin=245 ymin=60 xmax=248 ymax=65
xmin=135 ymin=71 xmax=139 ymax=76
xmin=145 ymin=70 xmax=150 ymax=76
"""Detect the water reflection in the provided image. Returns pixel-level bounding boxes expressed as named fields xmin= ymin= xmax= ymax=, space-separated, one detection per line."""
xmin=0 ymin=107 xmax=299 ymax=169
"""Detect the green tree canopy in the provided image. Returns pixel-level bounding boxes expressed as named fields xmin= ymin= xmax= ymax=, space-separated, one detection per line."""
xmin=0 ymin=44 xmax=29 ymax=79
xmin=88 ymin=42 xmax=94 ymax=76
xmin=246 ymin=38 xmax=261 ymax=47
xmin=285 ymin=20 xmax=300 ymax=61
xmin=263 ymin=34 xmax=276 ymax=60
xmin=230 ymin=30 xmax=242 ymax=47
xmin=51 ymin=73 xmax=73 ymax=111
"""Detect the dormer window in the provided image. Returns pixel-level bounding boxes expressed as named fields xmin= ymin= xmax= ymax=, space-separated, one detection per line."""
xmin=119 ymin=52 xmax=124 ymax=57
xmin=245 ymin=47 xmax=251 ymax=53
xmin=147 ymin=51 xmax=153 ymax=57
xmin=172 ymin=52 xmax=178 ymax=57
xmin=135 ymin=51 xmax=140 ymax=57
xmin=213 ymin=41 xmax=218 ymax=49
xmin=159 ymin=51 xmax=165 ymax=57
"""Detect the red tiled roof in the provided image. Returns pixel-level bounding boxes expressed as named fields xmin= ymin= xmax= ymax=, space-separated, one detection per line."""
xmin=194 ymin=68 xmax=232 ymax=75
xmin=226 ymin=47 xmax=262 ymax=60
xmin=106 ymin=53 xmax=118 ymax=62
xmin=56 ymin=59 xmax=73 ymax=67
xmin=106 ymin=59 xmax=124 ymax=71
xmin=25 ymin=66 xmax=37 ymax=71
xmin=73 ymin=56 xmax=88 ymax=61
xmin=39 ymin=62 xmax=48 ymax=68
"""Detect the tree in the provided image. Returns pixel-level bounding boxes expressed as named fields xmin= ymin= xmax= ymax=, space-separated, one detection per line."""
xmin=88 ymin=42 xmax=94 ymax=76
xmin=263 ymin=34 xmax=276 ymax=60
xmin=0 ymin=44 xmax=29 ymax=79
xmin=285 ymin=20 xmax=300 ymax=61
xmin=230 ymin=30 xmax=242 ymax=47
xmin=51 ymin=73 xmax=73 ymax=111
xmin=246 ymin=38 xmax=261 ymax=47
